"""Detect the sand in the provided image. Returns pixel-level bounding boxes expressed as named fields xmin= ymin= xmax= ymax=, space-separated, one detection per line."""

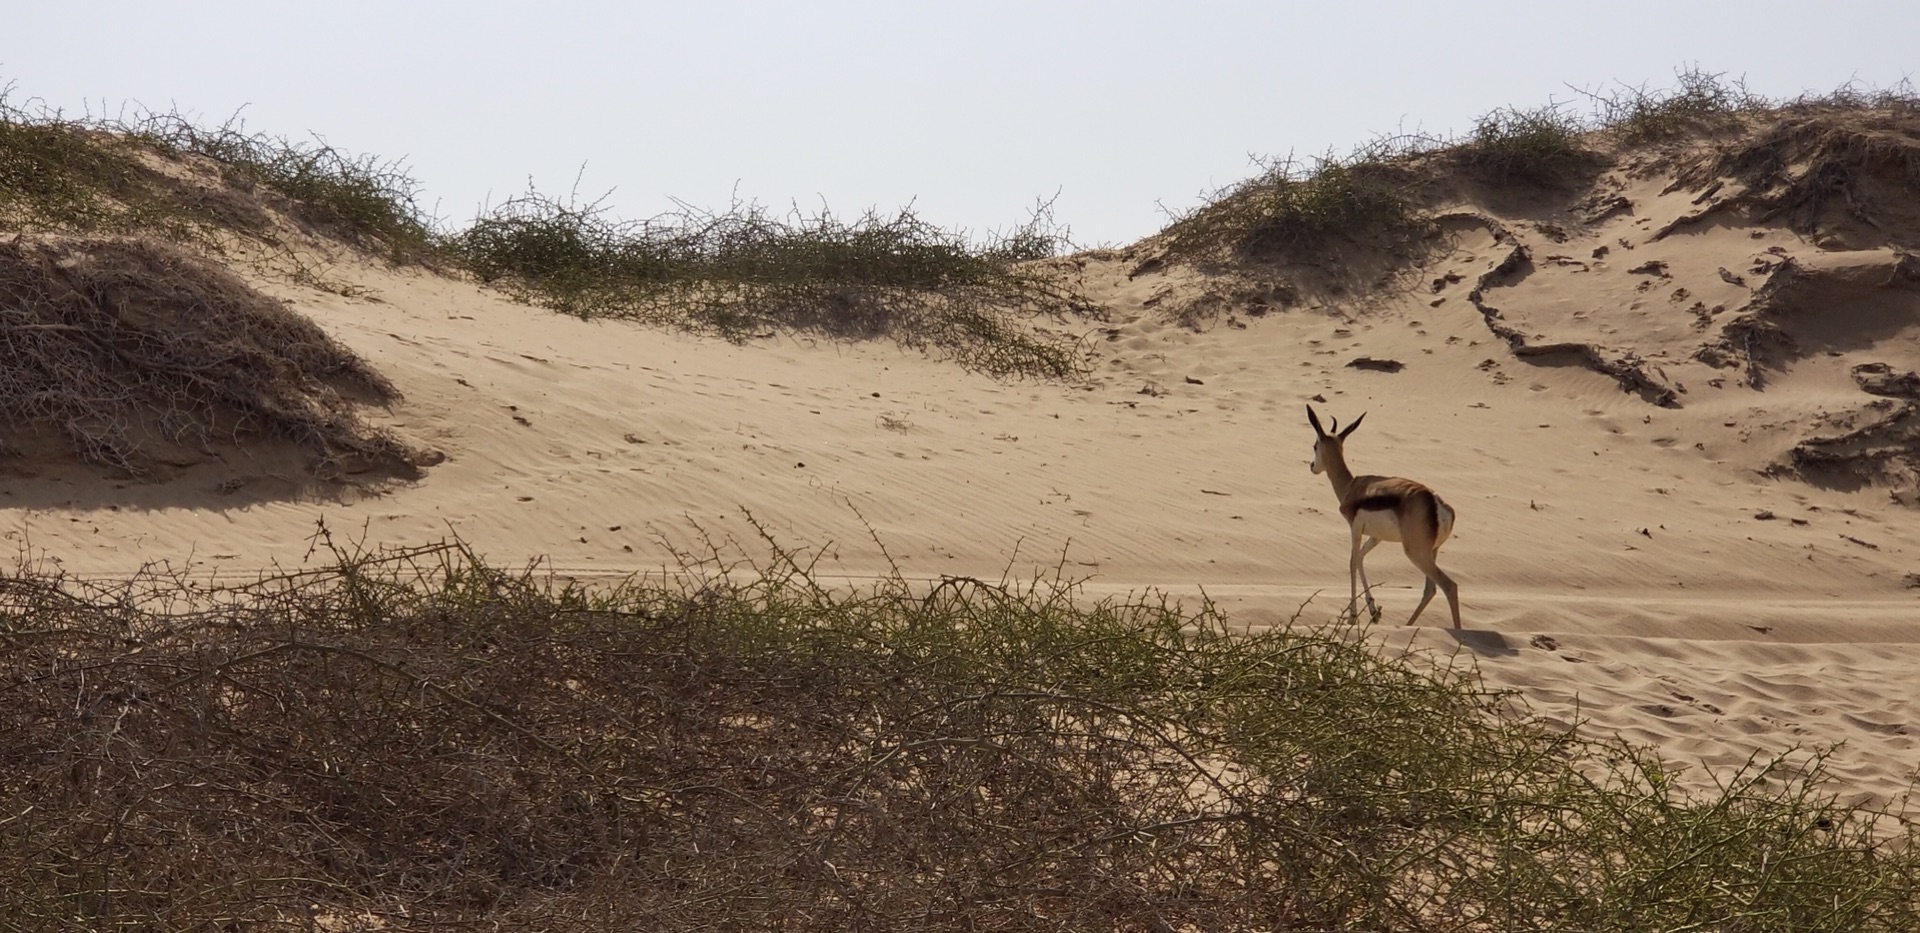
xmin=6 ymin=144 xmax=1920 ymax=810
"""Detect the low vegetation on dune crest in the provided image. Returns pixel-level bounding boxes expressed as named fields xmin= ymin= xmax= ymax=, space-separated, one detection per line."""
xmin=446 ymin=191 xmax=1096 ymax=379
xmin=11 ymin=69 xmax=1909 ymax=391
xmin=0 ymin=93 xmax=435 ymax=260
xmin=1154 ymin=69 xmax=1920 ymax=268
xmin=0 ymin=86 xmax=1097 ymax=383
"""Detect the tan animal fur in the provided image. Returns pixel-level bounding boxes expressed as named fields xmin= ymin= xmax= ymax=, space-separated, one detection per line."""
xmin=1307 ymin=406 xmax=1461 ymax=628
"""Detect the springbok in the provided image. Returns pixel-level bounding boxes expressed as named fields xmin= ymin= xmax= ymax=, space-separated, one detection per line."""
xmin=1307 ymin=406 xmax=1461 ymax=628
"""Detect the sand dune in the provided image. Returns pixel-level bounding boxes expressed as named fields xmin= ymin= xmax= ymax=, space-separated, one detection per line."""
xmin=6 ymin=114 xmax=1920 ymax=811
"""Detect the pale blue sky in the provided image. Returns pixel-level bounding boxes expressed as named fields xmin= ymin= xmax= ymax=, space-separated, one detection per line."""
xmin=8 ymin=1 xmax=1916 ymax=246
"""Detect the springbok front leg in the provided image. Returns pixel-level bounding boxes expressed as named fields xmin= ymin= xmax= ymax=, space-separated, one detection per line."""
xmin=1354 ymin=535 xmax=1383 ymax=621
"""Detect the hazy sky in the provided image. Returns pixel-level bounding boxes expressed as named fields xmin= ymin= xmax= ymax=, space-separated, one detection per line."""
xmin=8 ymin=2 xmax=1916 ymax=246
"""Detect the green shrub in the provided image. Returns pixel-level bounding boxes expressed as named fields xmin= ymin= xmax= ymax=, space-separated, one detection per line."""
xmin=1158 ymin=149 xmax=1422 ymax=264
xmin=1590 ymin=66 xmax=1766 ymax=141
xmin=1457 ymin=103 xmax=1597 ymax=183
xmin=449 ymin=194 xmax=1095 ymax=378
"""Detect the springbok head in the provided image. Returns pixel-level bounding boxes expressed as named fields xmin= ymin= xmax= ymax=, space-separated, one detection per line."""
xmin=1306 ymin=405 xmax=1366 ymax=475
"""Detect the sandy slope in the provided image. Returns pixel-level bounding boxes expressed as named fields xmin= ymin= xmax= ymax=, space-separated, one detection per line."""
xmin=6 ymin=160 xmax=1920 ymax=807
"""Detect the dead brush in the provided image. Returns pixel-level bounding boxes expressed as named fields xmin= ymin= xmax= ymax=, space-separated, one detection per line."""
xmin=1676 ymin=103 xmax=1920 ymax=236
xmin=0 ymin=234 xmax=415 ymax=478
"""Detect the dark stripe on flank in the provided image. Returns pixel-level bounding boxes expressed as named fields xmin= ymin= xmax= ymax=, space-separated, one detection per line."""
xmin=1350 ymin=493 xmax=1404 ymax=512
xmin=1341 ymin=492 xmax=1405 ymax=522
xmin=1344 ymin=490 xmax=1443 ymax=539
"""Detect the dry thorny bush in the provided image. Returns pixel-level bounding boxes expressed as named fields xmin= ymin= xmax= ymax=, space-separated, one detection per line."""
xmin=0 ymin=525 xmax=1915 ymax=932
xmin=0 ymin=234 xmax=417 ymax=479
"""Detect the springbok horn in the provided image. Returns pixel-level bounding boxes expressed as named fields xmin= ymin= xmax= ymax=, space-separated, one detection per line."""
xmin=1306 ymin=405 xmax=1327 ymax=438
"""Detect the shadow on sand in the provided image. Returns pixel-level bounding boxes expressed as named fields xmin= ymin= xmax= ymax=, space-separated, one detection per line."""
xmin=1445 ymin=627 xmax=1517 ymax=658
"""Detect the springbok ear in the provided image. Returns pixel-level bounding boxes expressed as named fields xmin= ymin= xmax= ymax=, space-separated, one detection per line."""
xmin=1337 ymin=411 xmax=1367 ymax=440
xmin=1306 ymin=405 xmax=1326 ymax=437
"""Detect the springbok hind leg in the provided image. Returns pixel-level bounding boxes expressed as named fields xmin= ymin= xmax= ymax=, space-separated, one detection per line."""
xmin=1402 ymin=540 xmax=1461 ymax=628
xmin=1406 ymin=578 xmax=1438 ymax=627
